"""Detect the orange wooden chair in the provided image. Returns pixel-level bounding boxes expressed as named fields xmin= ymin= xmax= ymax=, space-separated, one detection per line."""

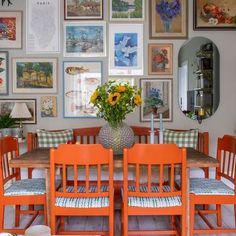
xmin=190 ymin=135 xmax=236 ymax=235
xmin=0 ymin=136 xmax=47 ymax=234
xmin=50 ymin=144 xmax=114 ymax=235
xmin=122 ymin=144 xmax=187 ymax=235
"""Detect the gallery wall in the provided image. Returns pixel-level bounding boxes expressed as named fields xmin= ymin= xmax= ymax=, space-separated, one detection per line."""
xmin=1 ymin=0 xmax=236 ymax=158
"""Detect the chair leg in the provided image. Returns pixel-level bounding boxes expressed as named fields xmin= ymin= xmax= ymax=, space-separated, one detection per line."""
xmin=50 ymin=214 xmax=56 ymax=235
xmin=15 ymin=205 xmax=20 ymax=227
xmin=0 ymin=204 xmax=4 ymax=231
xmin=109 ymin=208 xmax=114 ymax=236
xmin=182 ymin=214 xmax=186 ymax=236
xmin=216 ymin=204 xmax=222 ymax=227
xmin=234 ymin=204 xmax=236 ymax=227
xmin=123 ymin=206 xmax=128 ymax=236
xmin=190 ymin=198 xmax=195 ymax=236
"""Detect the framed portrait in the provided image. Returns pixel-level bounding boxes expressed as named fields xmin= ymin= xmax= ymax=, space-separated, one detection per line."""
xmin=194 ymin=0 xmax=236 ymax=30
xmin=148 ymin=43 xmax=173 ymax=75
xmin=140 ymin=78 xmax=172 ymax=122
xmin=64 ymin=0 xmax=103 ymax=20
xmin=0 ymin=99 xmax=37 ymax=124
xmin=26 ymin=0 xmax=60 ymax=53
xmin=0 ymin=11 xmax=22 ymax=48
xmin=149 ymin=0 xmax=187 ymax=39
xmin=109 ymin=24 xmax=143 ymax=76
xmin=12 ymin=58 xmax=57 ymax=94
xmin=0 ymin=51 xmax=8 ymax=95
xmin=64 ymin=21 xmax=106 ymax=57
xmin=110 ymin=0 xmax=145 ymax=21
xmin=40 ymin=96 xmax=57 ymax=117
xmin=63 ymin=61 xmax=102 ymax=118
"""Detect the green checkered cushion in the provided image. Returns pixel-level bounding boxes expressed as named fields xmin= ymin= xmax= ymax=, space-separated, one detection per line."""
xmin=37 ymin=129 xmax=73 ymax=148
xmin=163 ymin=129 xmax=198 ymax=149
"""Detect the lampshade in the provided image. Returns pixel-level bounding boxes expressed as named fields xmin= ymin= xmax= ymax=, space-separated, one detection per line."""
xmin=10 ymin=102 xmax=32 ymax=119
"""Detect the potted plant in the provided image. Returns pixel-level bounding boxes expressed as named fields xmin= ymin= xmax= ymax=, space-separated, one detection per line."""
xmin=0 ymin=113 xmax=16 ymax=136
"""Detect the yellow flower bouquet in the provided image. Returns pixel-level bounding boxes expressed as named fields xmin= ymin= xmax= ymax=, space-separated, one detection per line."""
xmin=90 ymin=81 xmax=142 ymax=127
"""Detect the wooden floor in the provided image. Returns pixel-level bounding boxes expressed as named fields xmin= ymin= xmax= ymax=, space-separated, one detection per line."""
xmin=3 ymin=205 xmax=235 ymax=235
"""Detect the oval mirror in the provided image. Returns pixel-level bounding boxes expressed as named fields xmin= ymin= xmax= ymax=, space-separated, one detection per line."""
xmin=178 ymin=37 xmax=220 ymax=123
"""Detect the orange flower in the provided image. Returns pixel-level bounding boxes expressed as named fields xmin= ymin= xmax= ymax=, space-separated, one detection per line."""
xmin=108 ymin=92 xmax=121 ymax=106
xmin=116 ymin=85 xmax=126 ymax=93
xmin=134 ymin=95 xmax=142 ymax=106
xmin=90 ymin=91 xmax=99 ymax=103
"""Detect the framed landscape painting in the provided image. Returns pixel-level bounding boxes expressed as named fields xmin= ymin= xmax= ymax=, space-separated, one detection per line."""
xmin=12 ymin=58 xmax=57 ymax=94
xmin=64 ymin=21 xmax=106 ymax=57
xmin=63 ymin=61 xmax=102 ymax=118
xmin=0 ymin=51 xmax=8 ymax=95
xmin=64 ymin=0 xmax=103 ymax=20
xmin=140 ymin=78 xmax=172 ymax=122
xmin=110 ymin=0 xmax=145 ymax=21
xmin=109 ymin=24 xmax=143 ymax=75
xmin=149 ymin=0 xmax=187 ymax=39
xmin=0 ymin=11 xmax=22 ymax=48
xmin=194 ymin=0 xmax=236 ymax=30
xmin=148 ymin=43 xmax=173 ymax=75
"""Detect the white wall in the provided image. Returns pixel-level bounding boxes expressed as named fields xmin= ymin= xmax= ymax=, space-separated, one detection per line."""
xmin=1 ymin=0 xmax=236 ymax=158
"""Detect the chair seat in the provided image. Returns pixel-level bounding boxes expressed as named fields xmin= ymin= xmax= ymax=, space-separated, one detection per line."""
xmin=4 ymin=178 xmax=46 ymax=196
xmin=190 ymin=178 xmax=234 ymax=195
xmin=124 ymin=185 xmax=182 ymax=208
xmin=55 ymin=185 xmax=109 ymax=208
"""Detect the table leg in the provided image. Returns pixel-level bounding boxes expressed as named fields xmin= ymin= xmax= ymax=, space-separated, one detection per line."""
xmin=186 ymin=168 xmax=190 ymax=236
xmin=45 ymin=168 xmax=51 ymax=226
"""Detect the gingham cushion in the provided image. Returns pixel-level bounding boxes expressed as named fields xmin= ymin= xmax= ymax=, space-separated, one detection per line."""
xmin=190 ymin=178 xmax=234 ymax=195
xmin=163 ymin=129 xmax=198 ymax=149
xmin=4 ymin=178 xmax=46 ymax=196
xmin=37 ymin=129 xmax=73 ymax=147
xmin=55 ymin=185 xmax=109 ymax=208
xmin=124 ymin=185 xmax=182 ymax=208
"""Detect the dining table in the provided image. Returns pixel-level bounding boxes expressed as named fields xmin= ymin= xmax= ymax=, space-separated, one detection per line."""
xmin=9 ymin=147 xmax=219 ymax=236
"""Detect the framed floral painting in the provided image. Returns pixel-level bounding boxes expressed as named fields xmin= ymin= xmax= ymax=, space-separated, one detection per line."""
xmin=149 ymin=0 xmax=187 ymax=39
xmin=140 ymin=78 xmax=172 ymax=122
xmin=40 ymin=96 xmax=57 ymax=117
xmin=148 ymin=43 xmax=173 ymax=75
xmin=194 ymin=0 xmax=236 ymax=30
xmin=0 ymin=51 xmax=8 ymax=95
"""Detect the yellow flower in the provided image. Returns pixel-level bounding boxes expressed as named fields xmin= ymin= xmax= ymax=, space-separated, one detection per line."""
xmin=108 ymin=92 xmax=121 ymax=106
xmin=90 ymin=91 xmax=99 ymax=103
xmin=116 ymin=85 xmax=126 ymax=93
xmin=134 ymin=95 xmax=142 ymax=106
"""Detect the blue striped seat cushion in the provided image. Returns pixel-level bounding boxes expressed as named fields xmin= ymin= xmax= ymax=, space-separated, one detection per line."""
xmin=190 ymin=178 xmax=234 ymax=195
xmin=123 ymin=185 xmax=182 ymax=208
xmin=4 ymin=178 xmax=46 ymax=196
xmin=55 ymin=185 xmax=110 ymax=208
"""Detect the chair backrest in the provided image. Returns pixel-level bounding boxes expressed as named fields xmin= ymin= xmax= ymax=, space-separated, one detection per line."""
xmin=0 ymin=136 xmax=19 ymax=195
xmin=123 ymin=144 xmax=186 ymax=201
xmin=50 ymin=144 xmax=113 ymax=202
xmin=216 ymin=135 xmax=236 ymax=185
xmin=131 ymin=126 xmax=154 ymax=144
xmin=73 ymin=127 xmax=101 ymax=144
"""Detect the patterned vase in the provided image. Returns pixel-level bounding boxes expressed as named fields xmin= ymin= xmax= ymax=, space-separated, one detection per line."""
xmin=98 ymin=122 xmax=135 ymax=155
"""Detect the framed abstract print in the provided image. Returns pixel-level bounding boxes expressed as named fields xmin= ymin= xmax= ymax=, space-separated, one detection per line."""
xmin=63 ymin=61 xmax=102 ymax=118
xmin=12 ymin=58 xmax=57 ymax=94
xmin=0 ymin=51 xmax=8 ymax=95
xmin=140 ymin=78 xmax=172 ymax=122
xmin=149 ymin=0 xmax=187 ymax=39
xmin=64 ymin=0 xmax=103 ymax=20
xmin=0 ymin=11 xmax=22 ymax=48
xmin=194 ymin=0 xmax=236 ymax=30
xmin=64 ymin=21 xmax=106 ymax=57
xmin=148 ymin=43 xmax=173 ymax=75
xmin=109 ymin=24 xmax=143 ymax=75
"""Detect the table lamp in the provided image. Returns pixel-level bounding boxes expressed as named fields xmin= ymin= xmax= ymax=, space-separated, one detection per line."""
xmin=10 ymin=102 xmax=32 ymax=139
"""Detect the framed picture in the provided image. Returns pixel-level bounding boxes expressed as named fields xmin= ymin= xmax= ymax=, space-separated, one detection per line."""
xmin=64 ymin=21 xmax=106 ymax=57
xmin=140 ymin=78 xmax=172 ymax=122
xmin=110 ymin=0 xmax=145 ymax=21
xmin=40 ymin=96 xmax=57 ymax=117
xmin=0 ymin=51 xmax=8 ymax=95
xmin=64 ymin=0 xmax=103 ymax=20
xmin=109 ymin=24 xmax=143 ymax=75
xmin=194 ymin=0 xmax=236 ymax=30
xmin=0 ymin=11 xmax=22 ymax=48
xmin=0 ymin=99 xmax=37 ymax=124
xmin=26 ymin=0 xmax=60 ymax=53
xmin=148 ymin=43 xmax=173 ymax=75
xmin=149 ymin=0 xmax=187 ymax=39
xmin=12 ymin=58 xmax=57 ymax=94
xmin=63 ymin=61 xmax=102 ymax=118
xmin=108 ymin=77 xmax=135 ymax=86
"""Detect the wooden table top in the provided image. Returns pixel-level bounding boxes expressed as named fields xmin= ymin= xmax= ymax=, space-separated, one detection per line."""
xmin=9 ymin=147 xmax=219 ymax=169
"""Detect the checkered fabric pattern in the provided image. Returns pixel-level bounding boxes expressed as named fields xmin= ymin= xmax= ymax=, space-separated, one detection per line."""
xmin=37 ymin=129 xmax=73 ymax=148
xmin=163 ymin=129 xmax=198 ymax=149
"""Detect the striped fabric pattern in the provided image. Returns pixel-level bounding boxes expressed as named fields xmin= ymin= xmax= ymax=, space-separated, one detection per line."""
xmin=55 ymin=185 xmax=109 ymax=208
xmin=37 ymin=129 xmax=73 ymax=147
xmin=190 ymin=178 xmax=234 ymax=195
xmin=163 ymin=129 xmax=198 ymax=149
xmin=4 ymin=178 xmax=46 ymax=196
